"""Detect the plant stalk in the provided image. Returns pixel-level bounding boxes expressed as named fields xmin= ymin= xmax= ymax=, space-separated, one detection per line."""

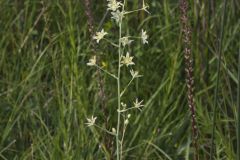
xmin=179 ymin=0 xmax=199 ymax=159
xmin=116 ymin=16 xmax=122 ymax=160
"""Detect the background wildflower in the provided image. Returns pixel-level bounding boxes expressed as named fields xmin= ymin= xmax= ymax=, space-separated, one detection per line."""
xmin=141 ymin=29 xmax=148 ymax=44
xmin=111 ymin=10 xmax=124 ymax=24
xmin=107 ymin=0 xmax=122 ymax=11
xmin=87 ymin=56 xmax=96 ymax=66
xmin=86 ymin=116 xmax=97 ymax=127
xmin=93 ymin=29 xmax=108 ymax=43
xmin=120 ymin=37 xmax=133 ymax=47
xmin=130 ymin=69 xmax=142 ymax=78
xmin=133 ymin=98 xmax=144 ymax=110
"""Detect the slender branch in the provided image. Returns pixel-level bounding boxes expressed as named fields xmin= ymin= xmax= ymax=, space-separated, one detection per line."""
xmin=120 ymin=122 xmax=127 ymax=159
xmin=94 ymin=125 xmax=116 ymax=136
xmin=118 ymin=107 xmax=141 ymax=113
xmin=120 ymin=77 xmax=134 ymax=97
xmin=124 ymin=7 xmax=148 ymax=15
xmin=103 ymin=38 xmax=119 ymax=47
xmin=95 ymin=65 xmax=118 ymax=79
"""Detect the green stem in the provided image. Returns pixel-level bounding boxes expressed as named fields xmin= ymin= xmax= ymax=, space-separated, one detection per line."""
xmin=103 ymin=38 xmax=119 ymax=47
xmin=118 ymin=107 xmax=141 ymax=113
xmin=95 ymin=65 xmax=118 ymax=79
xmin=93 ymin=125 xmax=116 ymax=136
xmin=116 ymin=15 xmax=122 ymax=160
xmin=120 ymin=123 xmax=127 ymax=159
xmin=120 ymin=77 xmax=134 ymax=97
xmin=124 ymin=7 xmax=148 ymax=15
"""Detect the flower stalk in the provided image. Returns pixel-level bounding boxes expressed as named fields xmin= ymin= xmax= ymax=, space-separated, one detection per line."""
xmin=179 ymin=0 xmax=199 ymax=159
xmin=116 ymin=9 xmax=122 ymax=160
xmin=86 ymin=1 xmax=149 ymax=159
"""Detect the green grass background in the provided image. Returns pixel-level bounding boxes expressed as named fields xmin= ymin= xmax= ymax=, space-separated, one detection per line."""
xmin=0 ymin=0 xmax=239 ymax=159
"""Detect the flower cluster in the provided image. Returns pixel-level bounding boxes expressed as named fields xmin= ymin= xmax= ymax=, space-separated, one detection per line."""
xmin=86 ymin=1 xmax=150 ymax=158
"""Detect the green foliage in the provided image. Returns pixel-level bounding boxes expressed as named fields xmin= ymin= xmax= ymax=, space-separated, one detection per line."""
xmin=0 ymin=0 xmax=239 ymax=159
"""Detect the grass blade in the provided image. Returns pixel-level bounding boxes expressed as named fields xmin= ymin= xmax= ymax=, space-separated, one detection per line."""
xmin=237 ymin=48 xmax=240 ymax=160
xmin=210 ymin=0 xmax=227 ymax=159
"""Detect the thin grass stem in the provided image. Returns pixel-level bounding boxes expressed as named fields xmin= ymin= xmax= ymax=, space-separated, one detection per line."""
xmin=210 ymin=0 xmax=227 ymax=159
xmin=95 ymin=65 xmax=118 ymax=79
xmin=237 ymin=48 xmax=240 ymax=160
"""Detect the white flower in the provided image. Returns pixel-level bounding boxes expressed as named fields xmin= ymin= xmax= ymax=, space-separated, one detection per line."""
xmin=127 ymin=114 xmax=131 ymax=118
xmin=121 ymin=102 xmax=127 ymax=108
xmin=133 ymin=98 xmax=144 ymax=110
xmin=112 ymin=128 xmax=116 ymax=133
xmin=86 ymin=116 xmax=97 ymax=127
xmin=121 ymin=52 xmax=135 ymax=67
xmin=87 ymin=56 xmax=96 ymax=66
xmin=130 ymin=69 xmax=142 ymax=78
xmin=141 ymin=29 xmax=148 ymax=44
xmin=111 ymin=10 xmax=124 ymax=24
xmin=93 ymin=29 xmax=108 ymax=43
xmin=120 ymin=37 xmax=133 ymax=47
xmin=124 ymin=119 xmax=129 ymax=125
xmin=107 ymin=0 xmax=122 ymax=11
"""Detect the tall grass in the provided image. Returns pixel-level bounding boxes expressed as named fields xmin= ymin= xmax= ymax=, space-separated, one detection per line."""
xmin=210 ymin=0 xmax=227 ymax=159
xmin=0 ymin=0 xmax=239 ymax=159
xmin=237 ymin=48 xmax=240 ymax=160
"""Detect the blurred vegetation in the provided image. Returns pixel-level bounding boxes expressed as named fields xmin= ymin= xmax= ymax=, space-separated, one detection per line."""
xmin=0 ymin=0 xmax=239 ymax=159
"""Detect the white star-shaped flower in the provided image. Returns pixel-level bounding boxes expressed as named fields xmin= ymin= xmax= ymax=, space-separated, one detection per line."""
xmin=93 ymin=29 xmax=108 ymax=43
xmin=121 ymin=52 xmax=135 ymax=67
xmin=141 ymin=29 xmax=148 ymax=44
xmin=111 ymin=10 xmax=124 ymax=24
xmin=87 ymin=56 xmax=96 ymax=66
xmin=107 ymin=0 xmax=122 ymax=11
xmin=86 ymin=116 xmax=97 ymax=127
xmin=130 ymin=69 xmax=142 ymax=78
xmin=120 ymin=37 xmax=133 ymax=47
xmin=133 ymin=98 xmax=144 ymax=110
